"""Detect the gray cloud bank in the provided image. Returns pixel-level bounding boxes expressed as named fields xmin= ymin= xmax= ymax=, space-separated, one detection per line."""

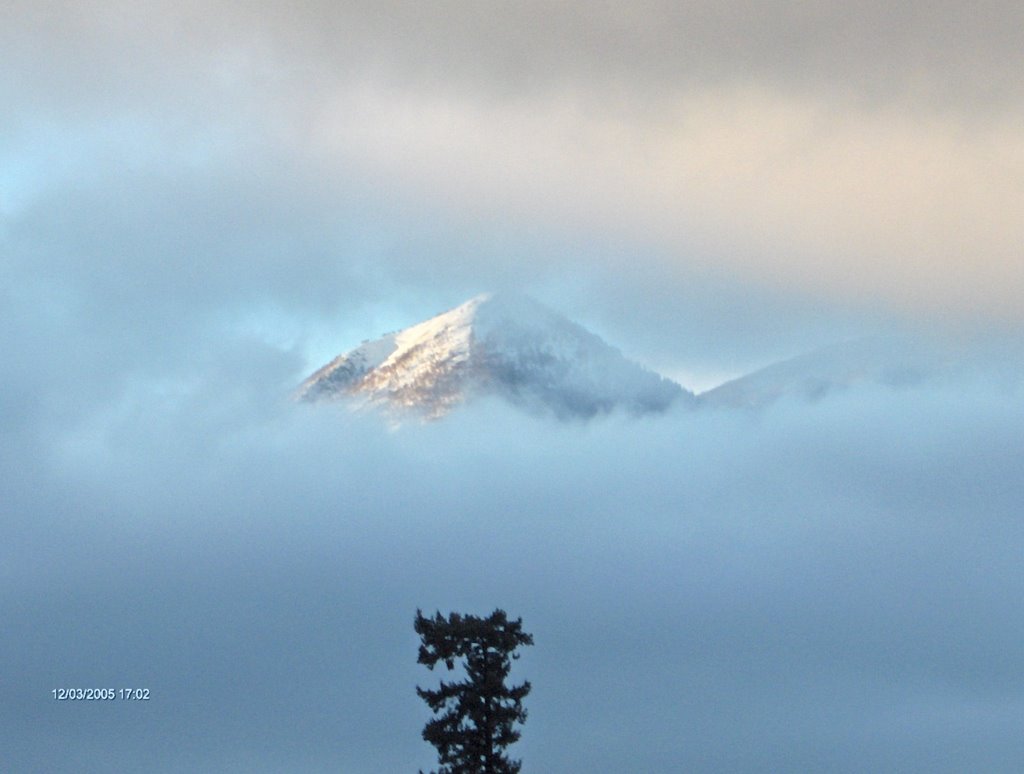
xmin=5 ymin=1 xmax=1022 ymax=111
xmin=4 ymin=1 xmax=1023 ymax=333
xmin=3 ymin=356 xmax=1023 ymax=771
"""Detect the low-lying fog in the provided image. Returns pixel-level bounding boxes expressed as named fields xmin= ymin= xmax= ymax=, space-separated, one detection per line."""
xmin=5 ymin=353 xmax=1022 ymax=772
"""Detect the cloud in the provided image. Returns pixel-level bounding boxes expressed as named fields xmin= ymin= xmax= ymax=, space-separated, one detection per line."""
xmin=4 ymin=1 xmax=1022 ymax=335
xmin=3 ymin=365 xmax=1024 ymax=771
xmin=304 ymin=78 xmax=1023 ymax=325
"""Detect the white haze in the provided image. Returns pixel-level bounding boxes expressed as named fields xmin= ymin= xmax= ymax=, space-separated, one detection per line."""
xmin=3 ymin=355 xmax=1023 ymax=771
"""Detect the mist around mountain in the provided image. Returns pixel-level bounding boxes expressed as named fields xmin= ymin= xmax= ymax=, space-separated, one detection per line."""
xmin=699 ymin=334 xmax=953 ymax=408
xmin=6 ymin=286 xmax=1022 ymax=772
xmin=298 ymin=294 xmax=1006 ymax=422
xmin=8 ymin=359 xmax=1023 ymax=773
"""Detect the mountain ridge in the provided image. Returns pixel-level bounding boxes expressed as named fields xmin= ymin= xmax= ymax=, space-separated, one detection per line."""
xmin=299 ymin=292 xmax=690 ymax=419
xmin=299 ymin=294 xmax=989 ymax=420
xmin=699 ymin=333 xmax=961 ymax=408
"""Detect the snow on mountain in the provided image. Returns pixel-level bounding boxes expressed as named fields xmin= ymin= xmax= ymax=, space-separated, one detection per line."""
xmin=697 ymin=334 xmax=961 ymax=409
xmin=298 ymin=293 xmax=690 ymax=419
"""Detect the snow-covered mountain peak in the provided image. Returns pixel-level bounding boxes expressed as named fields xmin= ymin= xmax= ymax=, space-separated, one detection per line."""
xmin=299 ymin=293 xmax=690 ymax=420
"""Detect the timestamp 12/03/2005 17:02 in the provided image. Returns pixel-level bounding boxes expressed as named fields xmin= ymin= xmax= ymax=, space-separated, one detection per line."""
xmin=52 ymin=688 xmax=150 ymax=701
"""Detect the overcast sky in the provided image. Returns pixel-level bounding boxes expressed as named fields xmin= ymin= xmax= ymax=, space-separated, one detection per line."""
xmin=3 ymin=2 xmax=1023 ymax=772
xmin=4 ymin=1 xmax=1023 ymax=370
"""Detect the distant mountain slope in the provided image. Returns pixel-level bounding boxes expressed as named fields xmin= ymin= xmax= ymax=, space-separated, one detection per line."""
xmin=299 ymin=293 xmax=690 ymax=419
xmin=698 ymin=335 xmax=959 ymax=408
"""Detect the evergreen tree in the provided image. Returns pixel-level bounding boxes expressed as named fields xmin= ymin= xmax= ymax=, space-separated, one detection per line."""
xmin=415 ymin=609 xmax=533 ymax=774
